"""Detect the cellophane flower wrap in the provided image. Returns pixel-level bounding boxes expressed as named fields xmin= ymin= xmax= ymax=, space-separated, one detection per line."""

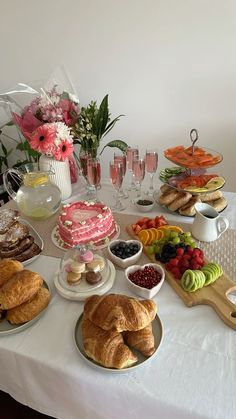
xmin=0 ymin=68 xmax=80 ymax=181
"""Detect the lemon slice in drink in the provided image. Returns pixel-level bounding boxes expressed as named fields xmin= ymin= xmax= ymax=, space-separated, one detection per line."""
xmin=206 ymin=177 xmax=225 ymax=190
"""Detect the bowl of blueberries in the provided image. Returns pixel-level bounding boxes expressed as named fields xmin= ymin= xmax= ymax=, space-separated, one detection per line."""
xmin=108 ymin=240 xmax=143 ymax=269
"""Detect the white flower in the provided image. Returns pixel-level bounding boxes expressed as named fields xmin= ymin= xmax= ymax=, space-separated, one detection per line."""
xmin=69 ymin=93 xmax=80 ymax=104
xmin=56 ymin=122 xmax=73 ymax=141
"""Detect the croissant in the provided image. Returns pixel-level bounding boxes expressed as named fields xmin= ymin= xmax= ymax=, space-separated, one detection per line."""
xmin=84 ymin=294 xmax=157 ymax=332
xmin=123 ymin=323 xmax=156 ymax=357
xmin=0 ymin=258 xmax=24 ymax=287
xmin=0 ymin=269 xmax=43 ymax=309
xmin=81 ymin=316 xmax=138 ymax=369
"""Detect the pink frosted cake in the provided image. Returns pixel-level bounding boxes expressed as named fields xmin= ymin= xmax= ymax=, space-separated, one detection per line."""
xmin=56 ymin=201 xmax=118 ymax=248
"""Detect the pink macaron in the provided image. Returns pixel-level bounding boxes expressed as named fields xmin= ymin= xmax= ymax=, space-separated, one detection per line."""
xmin=78 ymin=249 xmax=94 ymax=263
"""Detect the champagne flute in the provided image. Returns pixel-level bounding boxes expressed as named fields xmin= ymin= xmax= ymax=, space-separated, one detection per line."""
xmin=126 ymin=146 xmax=139 ymax=190
xmin=114 ymin=152 xmax=129 ymax=199
xmin=87 ymin=158 xmax=101 ymax=202
xmin=132 ymin=158 xmax=145 ymax=198
xmin=109 ymin=161 xmax=126 ymax=211
xmin=145 ymin=149 xmax=158 ymax=196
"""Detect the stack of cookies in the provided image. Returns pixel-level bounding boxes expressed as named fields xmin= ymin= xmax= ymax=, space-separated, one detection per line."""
xmin=65 ymin=248 xmax=105 ymax=286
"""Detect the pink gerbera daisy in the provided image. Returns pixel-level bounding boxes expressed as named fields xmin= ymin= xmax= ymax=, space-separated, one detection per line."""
xmin=29 ymin=124 xmax=56 ymax=154
xmin=54 ymin=139 xmax=74 ymax=161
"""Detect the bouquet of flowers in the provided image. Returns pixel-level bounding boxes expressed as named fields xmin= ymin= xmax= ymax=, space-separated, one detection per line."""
xmin=11 ymin=84 xmax=80 ymax=161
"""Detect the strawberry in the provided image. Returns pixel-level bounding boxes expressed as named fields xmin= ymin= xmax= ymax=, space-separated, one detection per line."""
xmin=171 ymin=267 xmax=182 ymax=279
xmin=154 ymin=215 xmax=168 ymax=228
xmin=169 ymin=258 xmax=179 ymax=267
xmin=147 ymin=219 xmax=156 ymax=228
xmin=132 ymin=223 xmax=138 ymax=231
xmin=176 ymin=247 xmax=184 ymax=257
xmin=137 ymin=217 xmax=151 ymax=227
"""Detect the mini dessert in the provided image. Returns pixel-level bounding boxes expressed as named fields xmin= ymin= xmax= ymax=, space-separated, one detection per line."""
xmin=78 ymin=249 xmax=94 ymax=263
xmin=85 ymin=271 xmax=102 ymax=285
xmin=57 ymin=201 xmax=118 ymax=247
xmin=70 ymin=261 xmax=86 ymax=274
xmin=67 ymin=272 xmax=81 ymax=284
xmin=87 ymin=258 xmax=105 ymax=272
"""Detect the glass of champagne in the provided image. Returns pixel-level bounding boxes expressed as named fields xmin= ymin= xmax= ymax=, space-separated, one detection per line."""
xmin=145 ymin=149 xmax=158 ymax=196
xmin=126 ymin=146 xmax=139 ymax=190
xmin=114 ymin=152 xmax=128 ymax=199
xmin=87 ymin=158 xmax=101 ymax=202
xmin=132 ymin=158 xmax=145 ymax=198
xmin=109 ymin=161 xmax=126 ymax=211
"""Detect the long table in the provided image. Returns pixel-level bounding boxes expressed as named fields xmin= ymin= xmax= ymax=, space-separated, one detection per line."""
xmin=0 ymin=183 xmax=236 ymax=419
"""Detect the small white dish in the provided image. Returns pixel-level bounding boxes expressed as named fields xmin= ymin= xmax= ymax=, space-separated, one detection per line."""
xmin=134 ymin=197 xmax=155 ymax=212
xmin=125 ymin=263 xmax=165 ymax=299
xmin=108 ymin=240 xmax=143 ymax=269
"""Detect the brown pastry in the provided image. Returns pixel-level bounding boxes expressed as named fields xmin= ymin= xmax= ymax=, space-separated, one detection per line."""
xmin=81 ymin=316 xmax=138 ymax=369
xmin=84 ymin=294 xmax=157 ymax=332
xmin=0 ymin=222 xmax=29 ymax=249
xmin=0 ymin=258 xmax=24 ymax=287
xmin=158 ymin=189 xmax=180 ymax=206
xmin=0 ymin=269 xmax=43 ymax=309
xmin=160 ymin=184 xmax=173 ymax=194
xmin=86 ymin=258 xmax=105 ymax=272
xmin=200 ymin=190 xmax=222 ymax=202
xmin=167 ymin=191 xmax=192 ymax=211
xmin=6 ymin=286 xmax=50 ymax=324
xmin=0 ymin=209 xmax=19 ymax=234
xmin=123 ymin=323 xmax=156 ymax=357
xmin=12 ymin=242 xmax=41 ymax=262
xmin=208 ymin=197 xmax=228 ymax=212
xmin=0 ymin=236 xmax=34 ymax=259
xmin=85 ymin=271 xmax=102 ymax=285
xmin=178 ymin=195 xmax=201 ymax=216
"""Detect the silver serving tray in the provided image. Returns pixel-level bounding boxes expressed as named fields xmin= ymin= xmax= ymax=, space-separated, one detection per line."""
xmin=74 ymin=313 xmax=163 ymax=373
xmin=0 ymin=280 xmax=50 ymax=336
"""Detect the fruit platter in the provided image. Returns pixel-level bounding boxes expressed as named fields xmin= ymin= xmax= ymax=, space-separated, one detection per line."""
xmin=127 ymin=215 xmax=236 ymax=330
xmin=157 ymin=130 xmax=227 ymax=216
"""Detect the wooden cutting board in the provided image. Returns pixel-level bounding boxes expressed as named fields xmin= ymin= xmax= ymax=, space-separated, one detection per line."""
xmin=126 ymin=224 xmax=236 ymax=330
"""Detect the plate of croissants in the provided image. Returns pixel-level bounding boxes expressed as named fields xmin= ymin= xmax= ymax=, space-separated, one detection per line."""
xmin=74 ymin=294 xmax=163 ymax=372
xmin=0 ymin=258 xmax=51 ymax=335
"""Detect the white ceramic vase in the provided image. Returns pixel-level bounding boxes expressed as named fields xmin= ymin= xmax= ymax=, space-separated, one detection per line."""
xmin=39 ymin=155 xmax=72 ymax=200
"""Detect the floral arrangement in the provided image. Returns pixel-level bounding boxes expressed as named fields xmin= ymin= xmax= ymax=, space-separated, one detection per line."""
xmin=72 ymin=94 xmax=128 ymax=158
xmin=12 ymin=85 xmax=80 ymax=161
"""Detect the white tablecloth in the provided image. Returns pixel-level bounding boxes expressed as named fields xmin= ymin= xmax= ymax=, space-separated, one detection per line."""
xmin=0 ymin=182 xmax=236 ymax=419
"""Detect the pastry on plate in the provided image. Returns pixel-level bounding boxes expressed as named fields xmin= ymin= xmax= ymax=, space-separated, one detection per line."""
xmin=0 ymin=269 xmax=43 ymax=310
xmin=81 ymin=316 xmax=138 ymax=369
xmin=123 ymin=323 xmax=156 ymax=357
xmin=6 ymin=286 xmax=50 ymax=324
xmin=0 ymin=258 xmax=24 ymax=287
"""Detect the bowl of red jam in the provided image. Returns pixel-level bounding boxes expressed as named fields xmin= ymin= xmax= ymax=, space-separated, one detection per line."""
xmin=125 ymin=263 xmax=165 ymax=298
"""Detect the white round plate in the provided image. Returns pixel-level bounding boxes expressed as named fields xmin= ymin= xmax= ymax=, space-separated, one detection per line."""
xmin=54 ymin=259 xmax=116 ymax=301
xmin=74 ymin=313 xmax=163 ymax=373
xmin=0 ymin=280 xmax=50 ymax=336
xmin=51 ymin=224 xmax=120 ymax=251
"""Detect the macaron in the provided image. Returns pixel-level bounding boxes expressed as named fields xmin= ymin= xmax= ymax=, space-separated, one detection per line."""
xmin=78 ymin=249 xmax=94 ymax=263
xmin=67 ymin=272 xmax=81 ymax=285
xmin=85 ymin=271 xmax=102 ymax=285
xmin=86 ymin=257 xmax=105 ymax=273
xmin=70 ymin=261 xmax=86 ymax=274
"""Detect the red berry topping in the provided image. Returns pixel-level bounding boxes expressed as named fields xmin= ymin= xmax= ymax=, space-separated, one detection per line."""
xmin=128 ymin=266 xmax=162 ymax=289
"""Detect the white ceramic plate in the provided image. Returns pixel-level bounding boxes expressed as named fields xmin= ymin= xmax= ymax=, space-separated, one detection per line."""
xmin=18 ymin=218 xmax=44 ymax=265
xmin=54 ymin=259 xmax=116 ymax=301
xmin=74 ymin=313 xmax=163 ymax=373
xmin=51 ymin=224 xmax=120 ymax=251
xmin=0 ymin=280 xmax=50 ymax=336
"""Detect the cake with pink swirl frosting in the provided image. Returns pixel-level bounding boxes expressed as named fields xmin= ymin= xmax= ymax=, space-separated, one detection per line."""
xmin=56 ymin=201 xmax=118 ymax=248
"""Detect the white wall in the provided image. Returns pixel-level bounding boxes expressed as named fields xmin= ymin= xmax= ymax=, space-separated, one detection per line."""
xmin=1 ymin=0 xmax=236 ymax=191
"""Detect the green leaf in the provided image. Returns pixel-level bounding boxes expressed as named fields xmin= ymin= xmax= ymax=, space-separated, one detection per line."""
xmin=2 ymin=142 xmax=8 ymax=156
xmin=100 ymin=140 xmax=128 ymax=155
xmin=103 ymin=114 xmax=124 ymax=138
xmin=95 ymin=95 xmax=109 ymax=140
xmin=5 ymin=121 xmax=14 ymax=127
